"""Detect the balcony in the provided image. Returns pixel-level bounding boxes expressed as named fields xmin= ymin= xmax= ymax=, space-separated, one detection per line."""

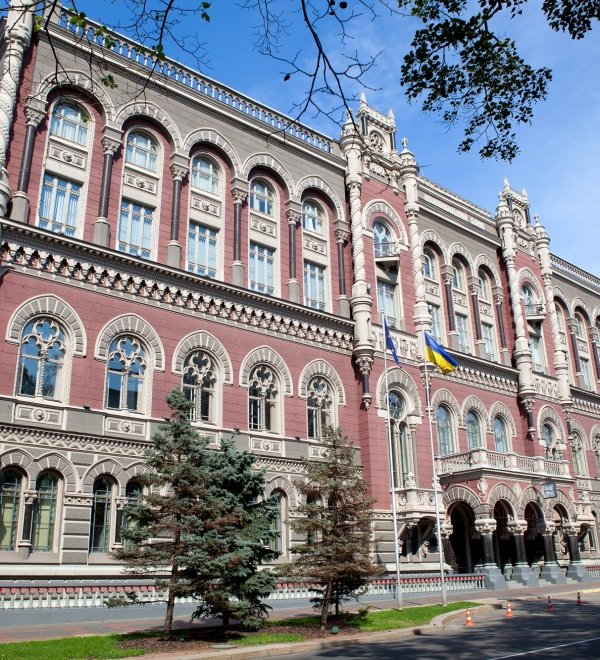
xmin=374 ymin=241 xmax=398 ymax=259
xmin=436 ymin=448 xmax=571 ymax=480
xmin=524 ymin=303 xmax=545 ymax=319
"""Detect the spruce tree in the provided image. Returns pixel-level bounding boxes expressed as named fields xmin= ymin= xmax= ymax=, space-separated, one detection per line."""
xmin=281 ymin=426 xmax=380 ymax=629
xmin=114 ymin=389 xmax=277 ymax=638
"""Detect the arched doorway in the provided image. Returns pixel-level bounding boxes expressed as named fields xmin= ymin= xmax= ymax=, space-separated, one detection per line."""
xmin=524 ymin=502 xmax=545 ymax=566
xmin=552 ymin=504 xmax=570 ymax=563
xmin=448 ymin=503 xmax=479 ymax=573
xmin=493 ymin=500 xmax=516 ymax=572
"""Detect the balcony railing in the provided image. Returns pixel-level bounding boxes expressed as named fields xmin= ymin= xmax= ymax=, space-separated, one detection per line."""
xmin=436 ymin=449 xmax=570 ymax=478
xmin=374 ymin=241 xmax=397 ymax=258
xmin=524 ymin=303 xmax=545 ymax=317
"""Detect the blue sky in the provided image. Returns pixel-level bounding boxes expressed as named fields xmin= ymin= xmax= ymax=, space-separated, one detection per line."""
xmin=79 ymin=1 xmax=599 ymax=275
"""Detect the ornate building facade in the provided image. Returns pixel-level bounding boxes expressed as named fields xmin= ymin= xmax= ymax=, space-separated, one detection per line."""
xmin=0 ymin=4 xmax=599 ymax=588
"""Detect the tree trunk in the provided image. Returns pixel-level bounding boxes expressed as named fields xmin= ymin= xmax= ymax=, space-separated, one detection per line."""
xmin=163 ymin=561 xmax=178 ymax=640
xmin=223 ymin=611 xmax=230 ymax=628
xmin=320 ymin=581 xmax=333 ymax=630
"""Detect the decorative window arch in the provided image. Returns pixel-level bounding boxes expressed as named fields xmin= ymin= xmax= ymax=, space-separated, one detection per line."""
xmin=172 ymin=332 xmax=232 ymax=382
xmin=537 ymin=406 xmax=566 ymax=457
xmin=191 ymin=154 xmax=220 ymax=194
xmin=306 ymin=376 xmax=333 ymax=439
xmin=376 ymin=367 xmax=421 ymax=419
xmin=95 ymin=315 xmax=164 ymax=371
xmin=182 ymin=351 xmax=216 ymax=423
xmin=422 ymin=248 xmax=437 ymax=279
xmin=488 ymin=402 xmax=517 ymax=437
xmin=105 ymin=336 xmax=147 ymax=413
xmin=299 ymin=360 xmax=345 ymax=406
xmin=389 ymin=389 xmax=412 ymax=488
xmin=0 ymin=468 xmax=24 ymax=551
xmin=248 ymin=364 xmax=279 ymax=432
xmin=240 ymin=347 xmax=292 ymax=396
xmin=451 ymin=257 xmax=466 ymax=291
xmin=373 ymin=218 xmax=395 ymax=258
xmin=572 ymin=432 xmax=587 ymax=476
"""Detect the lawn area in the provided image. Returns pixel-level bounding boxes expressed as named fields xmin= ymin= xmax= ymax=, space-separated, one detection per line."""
xmin=0 ymin=601 xmax=481 ymax=659
xmin=0 ymin=634 xmax=145 ymax=660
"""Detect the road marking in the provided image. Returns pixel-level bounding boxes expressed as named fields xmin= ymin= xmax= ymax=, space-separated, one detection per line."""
xmin=488 ymin=636 xmax=600 ymax=659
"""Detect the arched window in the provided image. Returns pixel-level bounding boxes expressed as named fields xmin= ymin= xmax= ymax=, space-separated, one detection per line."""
xmin=436 ymin=405 xmax=454 ymax=456
xmin=49 ymin=102 xmax=88 ymax=145
xmin=575 ymin=313 xmax=586 ymax=339
xmin=493 ymin=416 xmax=509 ymax=453
xmin=302 ymin=200 xmax=324 ymax=234
xmin=452 ymin=259 xmax=465 ymax=291
xmin=17 ymin=318 xmax=66 ymax=400
xmin=0 ymin=469 xmax=22 ymax=551
xmin=89 ymin=478 xmax=114 ymax=553
xmin=269 ymin=491 xmax=285 ymax=553
xmin=466 ymin=411 xmax=483 ymax=449
xmin=122 ymin=480 xmax=143 ymax=549
xmin=248 ymin=365 xmax=277 ymax=432
xmin=307 ymin=376 xmax=332 ymax=439
xmin=422 ymin=249 xmax=436 ymax=279
xmin=191 ymin=156 xmax=219 ymax=194
xmin=105 ymin=336 xmax=146 ymax=412
xmin=31 ymin=472 xmax=58 ymax=552
xmin=478 ymin=272 xmax=492 ymax=301
xmin=249 ymin=180 xmax=274 ymax=216
xmin=542 ymin=423 xmax=558 ymax=459
xmin=572 ymin=433 xmax=586 ymax=476
xmin=125 ymin=131 xmax=158 ymax=172
xmin=373 ymin=220 xmax=394 ymax=258
xmin=182 ymin=351 xmax=216 ymax=423
xmin=389 ymin=391 xmax=410 ymax=488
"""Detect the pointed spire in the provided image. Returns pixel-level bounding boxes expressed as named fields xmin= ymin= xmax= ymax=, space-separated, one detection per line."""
xmin=503 ymin=177 xmax=510 ymax=190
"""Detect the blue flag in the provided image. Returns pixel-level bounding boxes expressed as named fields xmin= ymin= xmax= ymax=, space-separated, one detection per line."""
xmin=384 ymin=318 xmax=401 ymax=367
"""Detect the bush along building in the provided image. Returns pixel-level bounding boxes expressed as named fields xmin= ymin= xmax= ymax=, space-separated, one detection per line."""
xmin=0 ymin=2 xmax=599 ymax=593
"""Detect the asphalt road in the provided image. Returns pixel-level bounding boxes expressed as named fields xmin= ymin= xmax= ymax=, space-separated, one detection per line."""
xmin=285 ymin=595 xmax=600 ymax=660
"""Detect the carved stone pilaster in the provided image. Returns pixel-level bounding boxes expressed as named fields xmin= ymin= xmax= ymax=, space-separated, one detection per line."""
xmin=24 ymin=105 xmax=45 ymax=128
xmin=101 ymin=136 xmax=121 ymax=156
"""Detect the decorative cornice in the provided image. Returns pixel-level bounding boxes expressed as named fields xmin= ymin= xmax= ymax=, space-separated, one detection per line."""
xmin=0 ymin=220 xmax=354 ymax=353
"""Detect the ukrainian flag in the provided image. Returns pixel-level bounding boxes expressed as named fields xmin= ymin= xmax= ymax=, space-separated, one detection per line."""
xmin=424 ymin=332 xmax=458 ymax=375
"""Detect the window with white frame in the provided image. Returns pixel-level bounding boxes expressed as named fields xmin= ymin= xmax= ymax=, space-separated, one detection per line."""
xmin=493 ymin=416 xmax=509 ymax=453
xmin=302 ymin=200 xmax=324 ymax=234
xmin=303 ymin=261 xmax=326 ymax=310
xmin=529 ymin=328 xmax=545 ymax=372
xmin=89 ymin=477 xmax=115 ymax=553
xmin=38 ymin=174 xmax=80 ymax=237
xmin=121 ymin=480 xmax=142 ymax=549
xmin=389 ymin=390 xmax=410 ymax=488
xmin=466 ymin=410 xmax=483 ymax=449
xmin=377 ymin=280 xmax=397 ymax=328
xmin=191 ymin=156 xmax=219 ymax=194
xmin=422 ymin=249 xmax=436 ymax=279
xmin=478 ymin=272 xmax=492 ymax=301
xmin=581 ymin=358 xmax=593 ymax=390
xmin=31 ymin=472 xmax=59 ymax=552
xmin=456 ymin=314 xmax=471 ymax=353
xmin=482 ymin=323 xmax=496 ymax=361
xmin=428 ymin=303 xmax=442 ymax=342
xmin=125 ymin=131 xmax=158 ymax=172
xmin=182 ymin=351 xmax=216 ymax=423
xmin=187 ymin=223 xmax=217 ymax=278
xmin=452 ymin=259 xmax=465 ymax=291
xmin=249 ymin=180 xmax=274 ymax=216
xmin=49 ymin=102 xmax=88 ymax=145
xmin=436 ymin=405 xmax=454 ymax=456
xmin=307 ymin=376 xmax=332 ymax=439
xmin=17 ymin=318 xmax=66 ymax=400
xmin=105 ymin=336 xmax=146 ymax=413
xmin=0 ymin=469 xmax=23 ymax=551
xmin=250 ymin=243 xmax=275 ymax=295
xmin=118 ymin=200 xmax=154 ymax=259
xmin=373 ymin=220 xmax=394 ymax=258
xmin=575 ymin=314 xmax=586 ymax=339
xmin=248 ymin=365 xmax=277 ymax=432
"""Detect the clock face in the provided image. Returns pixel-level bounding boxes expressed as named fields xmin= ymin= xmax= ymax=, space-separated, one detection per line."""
xmin=542 ymin=482 xmax=557 ymax=498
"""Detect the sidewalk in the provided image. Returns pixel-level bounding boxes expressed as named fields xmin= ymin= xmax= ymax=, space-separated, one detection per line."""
xmin=0 ymin=579 xmax=598 ymax=649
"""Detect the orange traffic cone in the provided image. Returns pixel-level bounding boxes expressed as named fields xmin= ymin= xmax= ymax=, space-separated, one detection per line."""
xmin=506 ymin=601 xmax=514 ymax=618
xmin=576 ymin=592 xmax=582 ymax=607
xmin=547 ymin=596 xmax=554 ymax=611
xmin=465 ymin=608 xmax=474 ymax=626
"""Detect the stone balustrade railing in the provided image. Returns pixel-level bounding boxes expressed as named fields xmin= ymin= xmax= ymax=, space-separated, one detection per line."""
xmin=0 ymin=574 xmax=486 ymax=610
xmin=436 ymin=449 xmax=570 ymax=478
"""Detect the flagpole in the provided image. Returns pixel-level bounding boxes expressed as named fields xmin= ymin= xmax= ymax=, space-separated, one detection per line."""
xmin=382 ymin=313 xmax=403 ymax=610
xmin=423 ymin=333 xmax=448 ymax=607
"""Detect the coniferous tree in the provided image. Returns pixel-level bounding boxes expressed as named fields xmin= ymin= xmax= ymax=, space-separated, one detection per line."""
xmin=280 ymin=426 xmax=380 ymax=629
xmin=113 ymin=389 xmax=278 ymax=638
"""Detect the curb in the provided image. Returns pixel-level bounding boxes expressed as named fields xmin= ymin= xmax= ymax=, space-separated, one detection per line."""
xmin=142 ymin=604 xmax=494 ymax=660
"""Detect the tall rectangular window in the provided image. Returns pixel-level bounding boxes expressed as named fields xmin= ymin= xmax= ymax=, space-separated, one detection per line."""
xmin=118 ymin=200 xmax=154 ymax=259
xmin=38 ymin=174 xmax=80 ymax=237
xmin=482 ymin=323 xmax=496 ymax=361
xmin=304 ymin=261 xmax=326 ymax=310
xmin=581 ymin=358 xmax=593 ymax=390
xmin=187 ymin=223 xmax=217 ymax=278
xmin=529 ymin=333 xmax=544 ymax=372
xmin=456 ymin=314 xmax=470 ymax=353
xmin=249 ymin=243 xmax=275 ymax=295
xmin=428 ymin=303 xmax=442 ymax=342
xmin=377 ymin=280 xmax=397 ymax=328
